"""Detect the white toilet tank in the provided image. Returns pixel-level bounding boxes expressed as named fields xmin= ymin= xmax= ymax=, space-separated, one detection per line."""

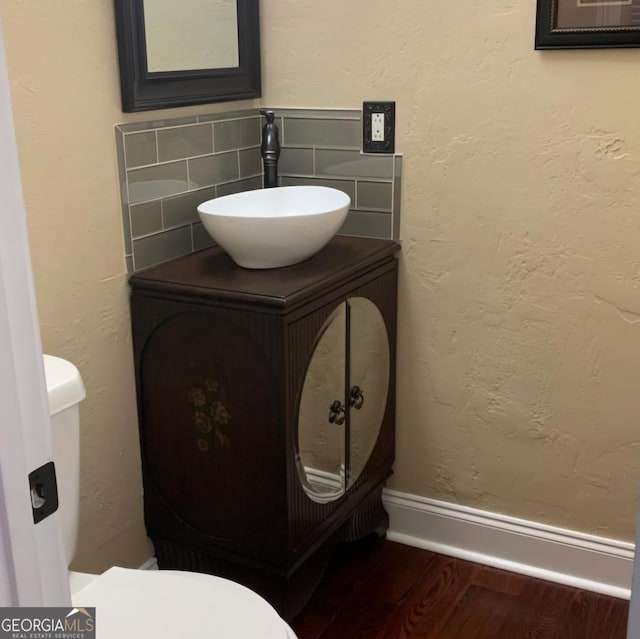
xmin=43 ymin=354 xmax=86 ymax=567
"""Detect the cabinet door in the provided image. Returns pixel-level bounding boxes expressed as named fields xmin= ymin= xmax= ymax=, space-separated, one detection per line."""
xmin=139 ymin=310 xmax=283 ymax=556
xmin=297 ymin=303 xmax=346 ymax=502
xmin=347 ymin=297 xmax=390 ymax=488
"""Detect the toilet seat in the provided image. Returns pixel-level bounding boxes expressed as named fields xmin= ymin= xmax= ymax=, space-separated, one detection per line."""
xmin=71 ymin=567 xmax=296 ymax=638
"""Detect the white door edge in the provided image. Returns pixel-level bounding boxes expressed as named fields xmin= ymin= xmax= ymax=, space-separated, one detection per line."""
xmin=0 ymin=17 xmax=69 ymax=606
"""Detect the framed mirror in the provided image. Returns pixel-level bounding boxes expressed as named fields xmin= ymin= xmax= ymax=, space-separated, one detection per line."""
xmin=114 ymin=0 xmax=261 ymax=112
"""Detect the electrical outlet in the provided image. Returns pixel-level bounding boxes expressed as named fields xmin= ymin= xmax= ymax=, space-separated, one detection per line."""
xmin=363 ymin=101 xmax=395 ymax=154
xmin=372 ymin=113 xmax=385 ymax=142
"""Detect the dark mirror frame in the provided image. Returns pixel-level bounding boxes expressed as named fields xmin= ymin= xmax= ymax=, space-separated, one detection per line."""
xmin=114 ymin=0 xmax=261 ymax=112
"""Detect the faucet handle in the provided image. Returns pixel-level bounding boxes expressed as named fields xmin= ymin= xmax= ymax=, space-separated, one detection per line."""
xmin=259 ymin=109 xmax=275 ymax=122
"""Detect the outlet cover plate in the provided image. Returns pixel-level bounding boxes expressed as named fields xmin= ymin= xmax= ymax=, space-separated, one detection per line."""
xmin=363 ymin=101 xmax=395 ymax=154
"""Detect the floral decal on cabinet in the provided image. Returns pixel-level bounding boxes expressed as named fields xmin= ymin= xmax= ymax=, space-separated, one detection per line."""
xmin=188 ymin=378 xmax=231 ymax=452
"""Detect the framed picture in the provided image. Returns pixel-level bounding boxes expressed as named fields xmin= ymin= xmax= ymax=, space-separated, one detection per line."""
xmin=536 ymin=0 xmax=640 ymax=48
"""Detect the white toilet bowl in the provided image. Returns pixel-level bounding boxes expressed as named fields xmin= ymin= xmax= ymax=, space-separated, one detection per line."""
xmin=71 ymin=568 xmax=297 ymax=638
xmin=44 ymin=354 xmax=297 ymax=639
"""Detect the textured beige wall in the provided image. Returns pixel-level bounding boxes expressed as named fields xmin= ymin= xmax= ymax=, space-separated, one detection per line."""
xmin=0 ymin=1 xmax=256 ymax=570
xmin=2 ymin=0 xmax=639 ymax=575
xmin=261 ymin=1 xmax=640 ymax=540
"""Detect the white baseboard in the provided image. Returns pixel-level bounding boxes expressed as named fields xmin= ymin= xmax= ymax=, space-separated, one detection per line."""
xmin=382 ymin=488 xmax=634 ymax=600
xmin=138 ymin=557 xmax=158 ymax=571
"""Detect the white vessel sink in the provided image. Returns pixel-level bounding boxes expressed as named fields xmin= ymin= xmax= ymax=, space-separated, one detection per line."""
xmin=197 ymin=186 xmax=351 ymax=269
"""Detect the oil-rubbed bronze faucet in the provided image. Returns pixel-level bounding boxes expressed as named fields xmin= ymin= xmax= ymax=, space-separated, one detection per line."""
xmin=260 ymin=109 xmax=281 ymax=188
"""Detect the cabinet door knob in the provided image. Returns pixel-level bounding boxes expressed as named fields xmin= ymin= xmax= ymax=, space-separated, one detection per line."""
xmin=350 ymin=385 xmax=365 ymax=410
xmin=328 ymin=400 xmax=346 ymax=425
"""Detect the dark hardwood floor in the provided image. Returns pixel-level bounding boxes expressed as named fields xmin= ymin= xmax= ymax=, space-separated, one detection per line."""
xmin=291 ymin=537 xmax=629 ymax=639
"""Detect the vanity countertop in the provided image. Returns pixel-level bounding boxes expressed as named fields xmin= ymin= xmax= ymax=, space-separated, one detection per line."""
xmin=129 ymin=236 xmax=400 ymax=312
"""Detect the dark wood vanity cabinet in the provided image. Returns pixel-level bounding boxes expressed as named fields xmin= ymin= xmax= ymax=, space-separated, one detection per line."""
xmin=129 ymin=237 xmax=400 ymax=619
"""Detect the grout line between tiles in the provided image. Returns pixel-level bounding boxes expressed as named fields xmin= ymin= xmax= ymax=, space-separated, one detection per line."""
xmin=281 ymin=116 xmax=362 ymax=122
xmin=231 ymin=143 xmax=261 ymax=153
xmin=127 ymin=148 xmax=240 ymax=172
xmin=282 ymin=143 xmax=361 ymax=152
xmin=199 ymin=115 xmax=260 ymax=125
xmin=217 ymin=174 xmax=263 ymax=187
xmin=127 ymin=203 xmax=134 ymax=259
xmin=236 ymin=150 xmax=241 ymax=179
xmin=211 ymin=122 xmax=216 ymax=153
xmin=132 ymin=228 xmax=166 ymax=241
xmin=281 ymin=175 xmax=356 ymax=184
xmin=129 ymin=174 xmax=263 ymax=210
xmin=186 ymin=159 xmax=192 ymax=191
xmin=130 ymin=184 xmax=191 ymax=205
xmin=132 ymin=224 xmax=191 ymax=243
xmin=354 ymin=177 xmax=394 ymax=183
xmin=267 ymin=109 xmax=361 ymax=121
xmin=280 ymin=172 xmax=393 ymax=183
xmin=351 ymin=206 xmax=393 ymax=214
xmin=131 ymin=232 xmax=137 ymax=271
xmin=120 ymin=153 xmax=134 ymax=255
xmin=121 ymin=123 xmax=196 ymax=137
xmin=125 ymin=170 xmax=132 ymax=218
xmin=160 ymin=199 xmax=166 ymax=230
xmin=120 ymin=115 xmax=259 ymax=137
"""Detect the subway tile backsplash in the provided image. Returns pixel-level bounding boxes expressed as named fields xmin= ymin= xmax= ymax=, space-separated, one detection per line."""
xmin=314 ymin=148 xmax=394 ymax=179
xmin=280 ymin=176 xmax=356 ymax=202
xmin=133 ymin=225 xmax=193 ymax=272
xmin=127 ymin=161 xmax=189 ymax=203
xmin=162 ymin=187 xmax=216 ymax=229
xmin=124 ymin=131 xmax=157 ymax=169
xmin=214 ymin=118 xmax=261 ymax=151
xmin=357 ymin=181 xmax=393 ymax=211
xmin=276 ymin=107 xmax=402 ymax=243
xmin=156 ymin=123 xmax=214 ymax=162
xmin=116 ymin=107 xmax=402 ymax=272
xmin=129 ymin=200 xmax=162 ymax=238
xmin=283 ymin=118 xmax=361 ymax=148
xmin=188 ymin=151 xmax=240 ymax=189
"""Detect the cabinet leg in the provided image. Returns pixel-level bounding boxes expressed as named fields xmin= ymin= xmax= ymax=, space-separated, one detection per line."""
xmin=344 ymin=483 xmax=389 ymax=542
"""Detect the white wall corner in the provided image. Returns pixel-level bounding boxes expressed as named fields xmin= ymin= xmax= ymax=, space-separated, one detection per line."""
xmin=382 ymin=488 xmax=633 ymax=600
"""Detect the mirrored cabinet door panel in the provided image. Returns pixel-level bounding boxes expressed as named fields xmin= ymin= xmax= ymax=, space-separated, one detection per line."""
xmin=297 ymin=303 xmax=347 ymax=503
xmin=347 ymin=297 xmax=390 ymax=489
